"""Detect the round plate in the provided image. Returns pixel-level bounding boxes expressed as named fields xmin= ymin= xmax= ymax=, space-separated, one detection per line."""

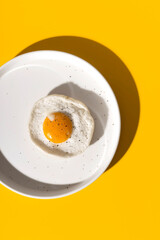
xmin=0 ymin=51 xmax=120 ymax=186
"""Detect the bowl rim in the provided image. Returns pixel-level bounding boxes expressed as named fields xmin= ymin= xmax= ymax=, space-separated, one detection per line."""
xmin=0 ymin=50 xmax=121 ymax=199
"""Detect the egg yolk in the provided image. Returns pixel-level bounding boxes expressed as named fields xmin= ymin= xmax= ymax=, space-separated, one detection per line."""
xmin=43 ymin=112 xmax=72 ymax=143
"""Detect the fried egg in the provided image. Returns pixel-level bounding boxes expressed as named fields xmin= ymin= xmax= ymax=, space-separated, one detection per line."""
xmin=29 ymin=94 xmax=94 ymax=156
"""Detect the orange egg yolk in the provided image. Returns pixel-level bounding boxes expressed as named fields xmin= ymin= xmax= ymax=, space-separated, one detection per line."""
xmin=43 ymin=112 xmax=72 ymax=143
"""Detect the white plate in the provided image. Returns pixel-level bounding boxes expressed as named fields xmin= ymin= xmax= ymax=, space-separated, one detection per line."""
xmin=0 ymin=51 xmax=120 ymax=185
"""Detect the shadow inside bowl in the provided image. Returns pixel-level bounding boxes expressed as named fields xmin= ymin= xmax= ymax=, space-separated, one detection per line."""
xmin=48 ymin=82 xmax=108 ymax=146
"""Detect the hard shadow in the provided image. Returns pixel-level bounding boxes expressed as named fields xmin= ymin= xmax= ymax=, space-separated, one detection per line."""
xmin=48 ymin=82 xmax=108 ymax=145
xmin=18 ymin=36 xmax=140 ymax=171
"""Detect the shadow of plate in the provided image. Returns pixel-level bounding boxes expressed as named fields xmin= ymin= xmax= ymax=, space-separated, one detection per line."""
xmin=18 ymin=36 xmax=140 ymax=171
xmin=0 ymin=36 xmax=141 ymax=197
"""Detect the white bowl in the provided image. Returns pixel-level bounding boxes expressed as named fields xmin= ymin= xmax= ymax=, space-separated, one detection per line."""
xmin=0 ymin=51 xmax=120 ymax=198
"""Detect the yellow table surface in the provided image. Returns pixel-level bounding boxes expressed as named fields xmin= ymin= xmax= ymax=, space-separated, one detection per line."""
xmin=1 ymin=0 xmax=159 ymax=239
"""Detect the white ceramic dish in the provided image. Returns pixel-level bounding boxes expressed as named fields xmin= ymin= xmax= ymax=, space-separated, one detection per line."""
xmin=0 ymin=51 xmax=120 ymax=198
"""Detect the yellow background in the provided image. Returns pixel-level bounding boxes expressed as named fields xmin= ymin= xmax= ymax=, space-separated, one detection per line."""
xmin=0 ymin=0 xmax=159 ymax=239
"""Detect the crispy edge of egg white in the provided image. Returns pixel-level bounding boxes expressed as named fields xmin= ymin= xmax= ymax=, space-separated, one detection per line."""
xmin=28 ymin=94 xmax=95 ymax=157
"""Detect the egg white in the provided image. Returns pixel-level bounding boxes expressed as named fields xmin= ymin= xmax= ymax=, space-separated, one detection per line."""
xmin=29 ymin=94 xmax=95 ymax=157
